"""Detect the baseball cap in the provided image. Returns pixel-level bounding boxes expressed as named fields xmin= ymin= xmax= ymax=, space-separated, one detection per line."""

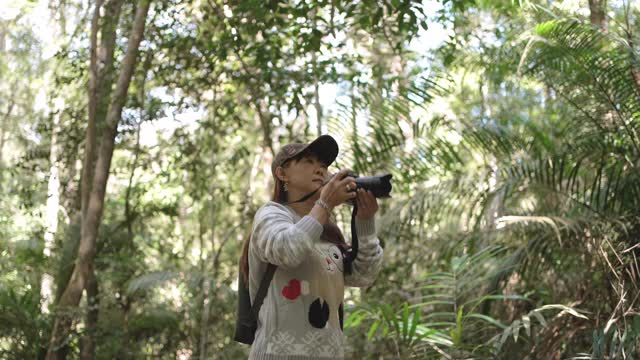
xmin=271 ymin=135 xmax=339 ymax=177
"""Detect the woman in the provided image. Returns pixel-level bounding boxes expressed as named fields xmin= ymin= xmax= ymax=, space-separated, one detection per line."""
xmin=240 ymin=135 xmax=384 ymax=359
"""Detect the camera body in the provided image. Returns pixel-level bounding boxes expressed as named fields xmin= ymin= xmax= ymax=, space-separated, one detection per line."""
xmin=331 ymin=171 xmax=393 ymax=199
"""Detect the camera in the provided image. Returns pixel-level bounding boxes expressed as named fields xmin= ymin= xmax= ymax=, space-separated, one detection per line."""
xmin=329 ymin=171 xmax=393 ymax=199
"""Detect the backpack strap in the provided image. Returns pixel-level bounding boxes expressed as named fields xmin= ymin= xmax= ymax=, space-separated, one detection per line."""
xmin=249 ymin=263 xmax=277 ymax=322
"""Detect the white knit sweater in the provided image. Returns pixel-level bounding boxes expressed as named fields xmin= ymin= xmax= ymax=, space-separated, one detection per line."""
xmin=247 ymin=201 xmax=384 ymax=360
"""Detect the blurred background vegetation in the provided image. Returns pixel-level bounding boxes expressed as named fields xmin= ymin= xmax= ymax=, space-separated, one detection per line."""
xmin=1 ymin=0 xmax=639 ymax=358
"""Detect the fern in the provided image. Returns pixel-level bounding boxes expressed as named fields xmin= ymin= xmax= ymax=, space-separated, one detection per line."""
xmin=491 ymin=304 xmax=588 ymax=352
xmin=346 ymin=246 xmax=525 ymax=358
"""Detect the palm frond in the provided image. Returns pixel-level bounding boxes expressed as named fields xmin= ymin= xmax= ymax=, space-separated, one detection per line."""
xmin=327 ymin=74 xmax=455 ymax=189
xmin=520 ymin=19 xmax=640 ymax=155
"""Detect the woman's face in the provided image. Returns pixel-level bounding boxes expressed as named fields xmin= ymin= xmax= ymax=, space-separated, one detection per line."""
xmin=280 ymin=154 xmax=328 ymax=196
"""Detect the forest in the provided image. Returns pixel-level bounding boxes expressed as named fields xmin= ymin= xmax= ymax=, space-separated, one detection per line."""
xmin=1 ymin=0 xmax=640 ymax=358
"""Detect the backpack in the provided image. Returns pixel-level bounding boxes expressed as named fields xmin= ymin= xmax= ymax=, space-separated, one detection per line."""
xmin=233 ymin=261 xmax=277 ymax=345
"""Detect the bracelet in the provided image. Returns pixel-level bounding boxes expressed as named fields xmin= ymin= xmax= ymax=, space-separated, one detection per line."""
xmin=315 ymin=199 xmax=332 ymax=213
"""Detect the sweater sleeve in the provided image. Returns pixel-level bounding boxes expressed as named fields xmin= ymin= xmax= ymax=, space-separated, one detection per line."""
xmin=344 ymin=217 xmax=384 ymax=288
xmin=251 ymin=203 xmax=324 ymax=269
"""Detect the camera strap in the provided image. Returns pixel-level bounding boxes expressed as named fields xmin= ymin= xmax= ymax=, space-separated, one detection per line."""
xmin=285 ymin=188 xmax=321 ymax=205
xmin=285 ymin=188 xmax=359 ymax=275
xmin=343 ymin=204 xmax=358 ymax=274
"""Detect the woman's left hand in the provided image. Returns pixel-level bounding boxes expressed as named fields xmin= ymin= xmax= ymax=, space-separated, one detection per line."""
xmin=355 ymin=189 xmax=379 ymax=219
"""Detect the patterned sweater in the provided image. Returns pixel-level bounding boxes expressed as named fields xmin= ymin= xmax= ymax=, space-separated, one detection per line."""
xmin=248 ymin=201 xmax=384 ymax=360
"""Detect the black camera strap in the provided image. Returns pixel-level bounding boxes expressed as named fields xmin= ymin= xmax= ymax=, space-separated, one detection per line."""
xmin=345 ymin=204 xmax=358 ymax=274
xmin=285 ymin=187 xmax=321 ymax=205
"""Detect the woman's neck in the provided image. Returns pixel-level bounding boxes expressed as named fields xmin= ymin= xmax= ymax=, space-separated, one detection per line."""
xmin=288 ymin=200 xmax=315 ymax=217
xmin=286 ymin=189 xmax=318 ymax=217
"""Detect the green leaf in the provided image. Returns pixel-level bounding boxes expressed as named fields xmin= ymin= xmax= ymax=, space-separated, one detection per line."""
xmin=512 ymin=319 xmax=521 ymax=343
xmin=368 ymin=321 xmax=381 ymax=340
xmin=522 ymin=315 xmax=531 ymax=337
xmin=538 ymin=304 xmax=588 ymax=320
xmin=402 ymin=303 xmax=410 ymax=340
xmin=408 ymin=308 xmax=421 ymax=343
xmin=467 ymin=313 xmax=507 ymax=329
xmin=528 ymin=310 xmax=545 ymax=327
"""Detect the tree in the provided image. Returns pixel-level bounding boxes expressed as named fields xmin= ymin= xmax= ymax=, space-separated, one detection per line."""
xmin=46 ymin=1 xmax=152 ymax=358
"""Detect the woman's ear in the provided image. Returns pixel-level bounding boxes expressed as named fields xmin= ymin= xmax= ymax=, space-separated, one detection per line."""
xmin=275 ymin=166 xmax=287 ymax=182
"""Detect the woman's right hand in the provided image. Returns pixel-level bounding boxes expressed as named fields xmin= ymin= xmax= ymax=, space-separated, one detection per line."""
xmin=319 ymin=169 xmax=358 ymax=209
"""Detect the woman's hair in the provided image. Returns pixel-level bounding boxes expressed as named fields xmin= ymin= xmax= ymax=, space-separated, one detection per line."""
xmin=239 ymin=155 xmax=349 ymax=287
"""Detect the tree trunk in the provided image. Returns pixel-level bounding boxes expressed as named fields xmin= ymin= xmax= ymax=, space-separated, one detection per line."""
xmin=42 ymin=99 xmax=64 ymax=314
xmin=47 ymin=0 xmax=105 ymax=356
xmin=0 ymin=96 xmax=15 ymax=189
xmin=79 ymin=269 xmax=99 ymax=360
xmin=82 ymin=0 xmax=103 ymax=221
xmin=46 ymin=1 xmax=152 ymax=358
xmin=588 ymin=0 xmax=607 ymax=31
xmin=198 ymin=93 xmax=218 ymax=360
xmin=83 ymin=0 xmax=123 ymax=220
xmin=311 ymin=9 xmax=323 ymax=136
xmin=198 ymin=229 xmax=213 ymax=359
xmin=313 ymin=73 xmax=323 ymax=136
xmin=41 ymin=0 xmax=70 ymax=314
xmin=95 ymin=0 xmax=124 ymax=137
xmin=0 ymin=21 xmax=6 ymax=52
